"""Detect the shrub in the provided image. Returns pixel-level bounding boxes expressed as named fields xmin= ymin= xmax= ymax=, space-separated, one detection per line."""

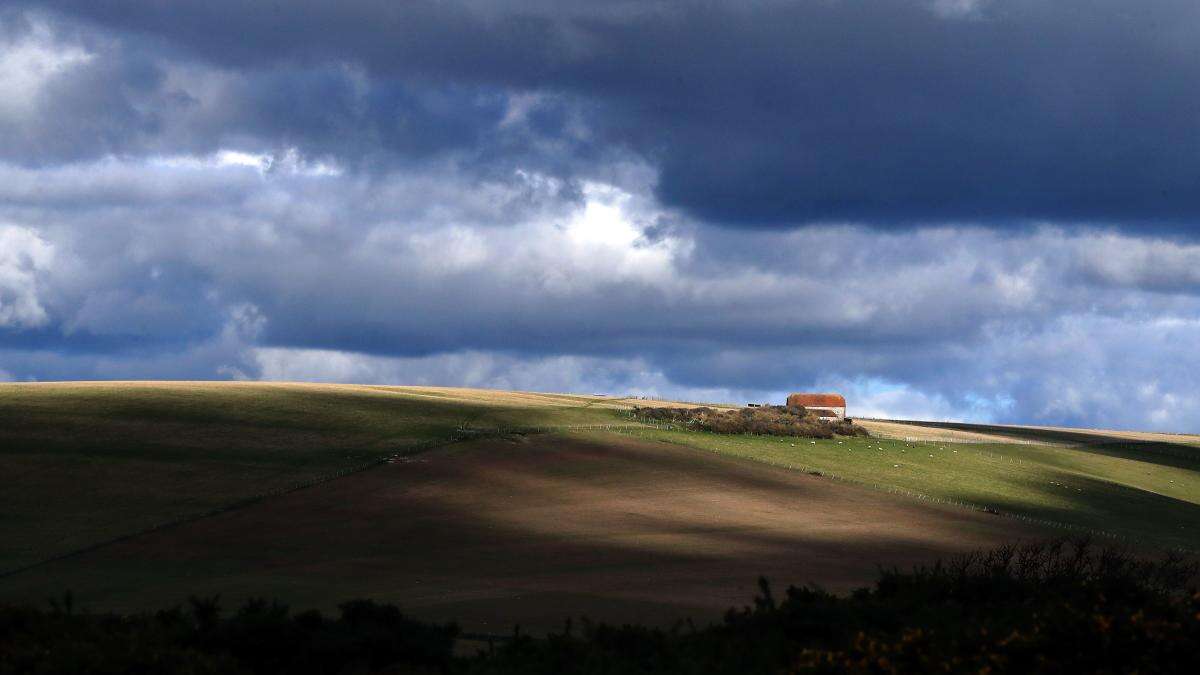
xmin=632 ymin=405 xmax=868 ymax=439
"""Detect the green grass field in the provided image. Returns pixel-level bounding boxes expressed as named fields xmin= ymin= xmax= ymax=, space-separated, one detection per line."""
xmin=0 ymin=382 xmax=627 ymax=573
xmin=605 ymin=428 xmax=1200 ymax=550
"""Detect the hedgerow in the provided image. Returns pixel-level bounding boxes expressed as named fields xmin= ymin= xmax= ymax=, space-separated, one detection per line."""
xmin=632 ymin=405 xmax=868 ymax=438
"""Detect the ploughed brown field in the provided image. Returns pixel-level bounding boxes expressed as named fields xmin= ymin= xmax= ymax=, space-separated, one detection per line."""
xmin=5 ymin=432 xmax=1045 ymax=635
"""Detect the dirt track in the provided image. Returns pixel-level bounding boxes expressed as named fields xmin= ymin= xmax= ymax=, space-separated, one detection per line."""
xmin=3 ymin=433 xmax=1045 ymax=634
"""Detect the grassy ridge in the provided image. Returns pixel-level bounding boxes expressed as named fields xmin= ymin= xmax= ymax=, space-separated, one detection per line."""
xmin=604 ymin=428 xmax=1200 ymax=551
xmin=0 ymin=382 xmax=625 ymax=572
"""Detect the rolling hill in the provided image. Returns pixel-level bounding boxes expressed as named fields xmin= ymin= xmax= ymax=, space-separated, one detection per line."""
xmin=2 ymin=382 xmax=1196 ymax=635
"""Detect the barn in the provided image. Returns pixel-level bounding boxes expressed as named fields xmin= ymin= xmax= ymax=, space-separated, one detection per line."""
xmin=785 ymin=393 xmax=847 ymax=420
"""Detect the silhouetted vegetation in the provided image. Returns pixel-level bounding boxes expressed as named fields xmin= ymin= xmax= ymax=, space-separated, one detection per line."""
xmin=3 ymin=540 xmax=1196 ymax=673
xmin=633 ymin=405 xmax=867 ymax=439
xmin=0 ymin=597 xmax=457 ymax=675
xmin=468 ymin=539 xmax=1199 ymax=674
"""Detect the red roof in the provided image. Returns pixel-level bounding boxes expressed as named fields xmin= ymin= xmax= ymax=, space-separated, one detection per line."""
xmin=786 ymin=393 xmax=846 ymax=408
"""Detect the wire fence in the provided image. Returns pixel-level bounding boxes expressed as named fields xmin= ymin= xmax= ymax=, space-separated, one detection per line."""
xmin=453 ymin=423 xmax=656 ymax=435
xmin=0 ymin=429 xmax=507 ymax=580
xmin=891 ymin=435 xmax=1067 ymax=447
xmin=2 ymin=424 xmax=655 ymax=579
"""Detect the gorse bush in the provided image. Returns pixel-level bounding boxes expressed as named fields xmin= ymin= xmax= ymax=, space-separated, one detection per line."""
xmin=632 ymin=405 xmax=867 ymax=439
xmin=2 ymin=540 xmax=1196 ymax=674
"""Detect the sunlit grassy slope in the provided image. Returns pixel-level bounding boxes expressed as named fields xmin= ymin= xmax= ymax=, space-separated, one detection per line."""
xmin=604 ymin=428 xmax=1200 ymax=551
xmin=0 ymin=382 xmax=627 ymax=572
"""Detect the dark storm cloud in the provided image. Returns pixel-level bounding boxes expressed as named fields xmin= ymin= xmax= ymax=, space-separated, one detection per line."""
xmin=0 ymin=6 xmax=596 ymax=175
xmin=0 ymin=47 xmax=518 ymax=169
xmin=5 ymin=2 xmax=1200 ymax=431
xmin=17 ymin=0 xmax=1200 ymax=230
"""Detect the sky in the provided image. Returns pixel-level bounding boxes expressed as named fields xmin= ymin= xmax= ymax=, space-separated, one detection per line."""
xmin=1 ymin=0 xmax=1199 ymax=431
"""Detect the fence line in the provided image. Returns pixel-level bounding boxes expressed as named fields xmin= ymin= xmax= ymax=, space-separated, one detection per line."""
xmin=0 ymin=429 xmax=510 ymax=581
xmin=453 ymin=422 xmax=664 ymax=435
xmin=891 ymin=435 xmax=1062 ymax=447
xmin=2 ymin=424 xmax=655 ymax=579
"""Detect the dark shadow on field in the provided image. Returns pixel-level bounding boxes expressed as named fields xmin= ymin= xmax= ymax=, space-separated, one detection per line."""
xmin=882 ymin=419 xmax=1199 ymax=449
xmin=0 ymin=433 xmax=1048 ymax=635
xmin=938 ymin=466 xmax=1200 ymax=551
xmin=0 ymin=384 xmax=629 ymax=575
xmin=1073 ymin=442 xmax=1200 ymax=473
xmin=0 ymin=384 xmax=610 ymax=462
xmin=885 ymin=419 xmax=1200 ymax=471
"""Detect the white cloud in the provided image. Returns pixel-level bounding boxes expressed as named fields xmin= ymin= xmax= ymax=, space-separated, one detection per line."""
xmin=0 ymin=224 xmax=54 ymax=328
xmin=1072 ymin=233 xmax=1200 ymax=291
xmin=3 ymin=153 xmax=1200 ymax=431
xmin=928 ymin=0 xmax=989 ymax=20
xmin=0 ymin=19 xmax=93 ymax=121
xmin=353 ymin=169 xmax=685 ymax=292
xmin=812 ymin=379 xmax=973 ymax=423
xmin=404 ymin=226 xmax=490 ymax=274
xmin=253 ymin=346 xmax=767 ymax=405
xmin=150 ymin=148 xmax=343 ymax=177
